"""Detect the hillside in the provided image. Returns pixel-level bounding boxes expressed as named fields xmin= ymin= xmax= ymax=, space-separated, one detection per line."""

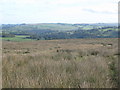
xmin=1 ymin=23 xmax=119 ymax=41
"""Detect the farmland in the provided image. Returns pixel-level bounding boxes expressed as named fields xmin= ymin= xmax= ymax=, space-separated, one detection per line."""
xmin=1 ymin=35 xmax=32 ymax=42
xmin=2 ymin=38 xmax=118 ymax=88
xmin=1 ymin=23 xmax=119 ymax=40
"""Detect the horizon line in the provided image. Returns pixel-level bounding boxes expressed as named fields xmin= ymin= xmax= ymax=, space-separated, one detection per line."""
xmin=0 ymin=22 xmax=118 ymax=24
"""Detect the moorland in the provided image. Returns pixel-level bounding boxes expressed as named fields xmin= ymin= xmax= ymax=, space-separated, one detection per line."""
xmin=1 ymin=23 xmax=119 ymax=88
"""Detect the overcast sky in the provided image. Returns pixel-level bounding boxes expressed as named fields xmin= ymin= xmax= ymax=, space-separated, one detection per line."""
xmin=0 ymin=0 xmax=119 ymax=24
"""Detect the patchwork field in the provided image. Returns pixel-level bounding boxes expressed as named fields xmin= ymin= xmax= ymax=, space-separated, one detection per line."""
xmin=2 ymin=38 xmax=119 ymax=88
xmin=1 ymin=35 xmax=32 ymax=42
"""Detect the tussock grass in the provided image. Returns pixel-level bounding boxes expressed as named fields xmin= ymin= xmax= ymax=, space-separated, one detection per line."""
xmin=2 ymin=38 xmax=118 ymax=88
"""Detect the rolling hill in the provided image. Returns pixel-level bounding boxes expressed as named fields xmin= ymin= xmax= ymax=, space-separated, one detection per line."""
xmin=1 ymin=23 xmax=119 ymax=41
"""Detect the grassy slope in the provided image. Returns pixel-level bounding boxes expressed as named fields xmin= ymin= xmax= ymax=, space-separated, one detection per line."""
xmin=3 ymin=23 xmax=78 ymax=31
xmin=2 ymin=23 xmax=117 ymax=31
xmin=1 ymin=35 xmax=32 ymax=42
xmin=32 ymin=23 xmax=78 ymax=31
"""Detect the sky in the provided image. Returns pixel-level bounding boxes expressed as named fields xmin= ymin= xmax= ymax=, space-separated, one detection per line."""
xmin=0 ymin=0 xmax=119 ymax=24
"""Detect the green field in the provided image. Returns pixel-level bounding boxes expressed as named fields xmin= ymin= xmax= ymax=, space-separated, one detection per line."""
xmin=1 ymin=35 xmax=33 ymax=42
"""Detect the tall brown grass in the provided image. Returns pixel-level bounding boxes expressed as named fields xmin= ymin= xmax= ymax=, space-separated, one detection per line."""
xmin=2 ymin=38 xmax=118 ymax=88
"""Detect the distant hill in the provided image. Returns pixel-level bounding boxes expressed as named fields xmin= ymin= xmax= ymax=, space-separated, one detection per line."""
xmin=1 ymin=23 xmax=118 ymax=31
xmin=1 ymin=23 xmax=119 ymax=40
xmin=1 ymin=23 xmax=78 ymax=31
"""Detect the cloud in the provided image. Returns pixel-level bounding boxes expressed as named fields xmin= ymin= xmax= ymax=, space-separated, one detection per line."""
xmin=0 ymin=0 xmax=118 ymax=24
xmin=83 ymin=3 xmax=117 ymax=14
xmin=83 ymin=9 xmax=117 ymax=14
xmin=0 ymin=0 xmax=38 ymax=4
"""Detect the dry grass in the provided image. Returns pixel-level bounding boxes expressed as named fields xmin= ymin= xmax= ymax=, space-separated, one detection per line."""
xmin=2 ymin=38 xmax=119 ymax=88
